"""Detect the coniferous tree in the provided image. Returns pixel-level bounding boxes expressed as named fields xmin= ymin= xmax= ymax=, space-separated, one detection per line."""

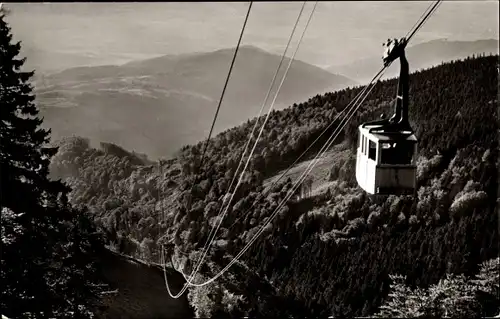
xmin=1 ymin=11 xmax=104 ymax=318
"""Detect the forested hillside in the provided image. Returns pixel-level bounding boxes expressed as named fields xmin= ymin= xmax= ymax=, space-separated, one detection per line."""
xmin=50 ymin=54 xmax=499 ymax=317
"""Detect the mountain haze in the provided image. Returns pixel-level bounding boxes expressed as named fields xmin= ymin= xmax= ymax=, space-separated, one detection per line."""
xmin=327 ymin=39 xmax=499 ymax=83
xmin=35 ymin=45 xmax=356 ymax=159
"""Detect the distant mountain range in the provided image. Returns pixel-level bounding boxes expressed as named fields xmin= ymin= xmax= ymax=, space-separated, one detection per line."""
xmin=20 ymin=44 xmax=160 ymax=74
xmin=327 ymin=39 xmax=499 ymax=83
xmin=36 ymin=45 xmax=356 ymax=159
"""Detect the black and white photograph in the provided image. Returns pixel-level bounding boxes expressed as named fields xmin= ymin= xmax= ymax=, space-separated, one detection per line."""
xmin=1 ymin=1 xmax=499 ymax=318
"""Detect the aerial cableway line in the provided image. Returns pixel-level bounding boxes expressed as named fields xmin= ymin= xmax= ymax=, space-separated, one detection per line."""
xmin=169 ymin=0 xmax=311 ymax=299
xmin=160 ymin=0 xmax=443 ymax=296
xmin=227 ymin=0 xmax=442 ymax=234
xmin=162 ymin=0 xmax=314 ymax=298
xmin=191 ymin=1 xmax=253 ymax=189
xmin=355 ymin=0 xmax=442 ymax=195
xmin=156 ymin=0 xmax=252 ymax=293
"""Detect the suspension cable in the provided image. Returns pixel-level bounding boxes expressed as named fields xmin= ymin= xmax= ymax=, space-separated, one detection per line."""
xmin=227 ymin=68 xmax=387 ymax=231
xmin=164 ymin=1 xmax=318 ymax=298
xmin=221 ymin=1 xmax=445 ymax=260
xmin=172 ymin=67 xmax=388 ymax=287
xmin=202 ymin=1 xmax=444 ymax=285
xmin=171 ymin=76 xmax=383 ymax=284
xmin=157 ymin=2 xmax=255 ymax=245
xmin=183 ymin=0 xmax=307 ymax=287
xmin=404 ymin=1 xmax=435 ymax=40
xmin=176 ymin=58 xmax=390 ymax=286
xmin=188 ymin=1 xmax=253 ymax=198
xmin=182 ymin=0 xmax=319 ymax=287
xmin=173 ymin=0 xmax=442 ymax=288
xmin=156 ymin=0 xmax=442 ymax=245
xmin=406 ymin=0 xmax=442 ymax=43
xmin=162 ymin=0 xmax=442 ymax=293
xmin=227 ymin=0 xmax=443 ymax=232
xmin=156 ymin=0 xmax=252 ymax=283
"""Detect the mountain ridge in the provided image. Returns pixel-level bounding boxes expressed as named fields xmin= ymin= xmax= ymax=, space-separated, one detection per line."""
xmin=327 ymin=38 xmax=499 ymax=83
xmin=36 ymin=45 xmax=357 ymax=159
xmin=40 ymin=45 xmax=355 ymax=84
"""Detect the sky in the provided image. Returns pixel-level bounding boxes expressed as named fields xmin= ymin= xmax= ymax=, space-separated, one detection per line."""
xmin=4 ymin=1 xmax=499 ymax=73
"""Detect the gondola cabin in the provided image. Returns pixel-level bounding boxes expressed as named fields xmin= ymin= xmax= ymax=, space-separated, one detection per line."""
xmin=356 ymin=124 xmax=417 ymax=195
xmin=355 ymin=36 xmax=418 ymax=195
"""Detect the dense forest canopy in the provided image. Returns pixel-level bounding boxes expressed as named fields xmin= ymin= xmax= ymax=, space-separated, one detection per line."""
xmin=49 ymin=52 xmax=499 ymax=317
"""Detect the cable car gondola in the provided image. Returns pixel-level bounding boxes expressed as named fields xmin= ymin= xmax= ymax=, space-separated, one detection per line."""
xmin=356 ymin=37 xmax=417 ymax=195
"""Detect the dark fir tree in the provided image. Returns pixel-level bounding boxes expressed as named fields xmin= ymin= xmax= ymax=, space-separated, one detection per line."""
xmin=1 ymin=11 xmax=104 ymax=318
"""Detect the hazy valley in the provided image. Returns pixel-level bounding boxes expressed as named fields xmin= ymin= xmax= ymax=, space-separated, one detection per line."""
xmin=35 ymin=45 xmax=355 ymax=159
xmin=34 ymin=39 xmax=499 ymax=160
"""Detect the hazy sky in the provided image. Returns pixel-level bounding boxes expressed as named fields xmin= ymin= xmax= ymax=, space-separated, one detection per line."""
xmin=5 ymin=1 xmax=499 ymax=73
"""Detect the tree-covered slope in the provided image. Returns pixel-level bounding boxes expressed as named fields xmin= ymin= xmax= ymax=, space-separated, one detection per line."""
xmin=50 ymin=54 xmax=499 ymax=317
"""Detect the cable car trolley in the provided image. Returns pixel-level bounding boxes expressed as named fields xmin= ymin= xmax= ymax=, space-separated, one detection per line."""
xmin=356 ymin=37 xmax=417 ymax=195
